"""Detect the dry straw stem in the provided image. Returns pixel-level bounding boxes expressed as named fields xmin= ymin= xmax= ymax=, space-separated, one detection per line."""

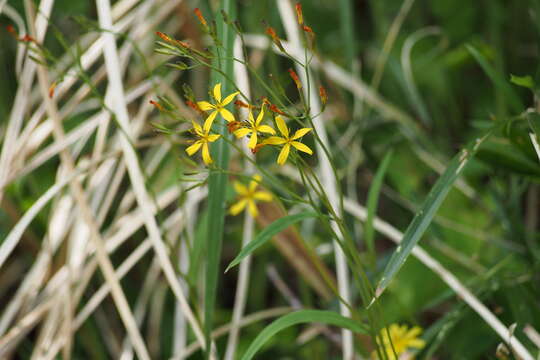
xmin=94 ymin=0 xmax=208 ymax=354
xmin=343 ymin=199 xmax=534 ymax=360
xmin=0 ymin=0 xmax=53 ymax=206
xmin=223 ymin=36 xmax=257 ymax=360
xmin=530 ymin=133 xmax=540 ymax=162
xmin=276 ymin=1 xmax=353 ymax=358
xmin=26 ymin=1 xmax=151 ymax=358
xmin=1 ymin=0 xmax=179 ymax=191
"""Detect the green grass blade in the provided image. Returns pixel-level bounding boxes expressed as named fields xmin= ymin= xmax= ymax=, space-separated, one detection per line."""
xmin=373 ymin=134 xmax=489 ymax=301
xmin=466 ymin=44 xmax=523 ymax=114
xmin=225 ymin=211 xmax=319 ymax=272
xmin=364 ymin=150 xmax=393 ymax=266
xmin=240 ymin=310 xmax=369 ymax=360
xmin=204 ymin=1 xmax=236 ymax=357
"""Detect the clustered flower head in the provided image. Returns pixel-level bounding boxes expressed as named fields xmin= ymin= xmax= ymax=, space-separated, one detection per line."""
xmin=185 ymin=82 xmax=313 ymax=167
xmin=373 ymin=323 xmax=426 ymax=360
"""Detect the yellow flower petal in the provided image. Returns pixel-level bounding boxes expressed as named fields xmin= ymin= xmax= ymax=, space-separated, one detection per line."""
xmin=275 ymin=116 xmax=289 ymax=138
xmin=191 ymin=121 xmax=203 ymax=136
xmin=257 ymin=125 xmax=275 ymax=134
xmin=233 ymin=181 xmax=248 ymax=195
xmin=185 ymin=141 xmax=202 ymax=156
xmin=247 ymin=199 xmax=258 ymax=217
xmin=229 ymin=199 xmax=247 ymax=215
xmin=213 ymin=83 xmax=222 ymax=102
xmin=207 ymin=134 xmax=221 ymax=142
xmin=277 ymin=144 xmax=290 ymax=165
xmin=202 ymin=143 xmax=212 ymax=164
xmin=197 ymin=101 xmax=215 ymax=111
xmin=234 ymin=128 xmax=252 ymax=138
xmin=291 ymin=141 xmax=313 ymax=154
xmin=248 ymin=132 xmax=258 ymax=149
xmin=253 ymin=191 xmax=272 ymax=201
xmin=264 ymin=136 xmax=287 ymax=145
xmin=249 ymin=176 xmax=261 ymax=192
xmin=405 ymin=326 xmax=423 ymax=340
xmin=291 ymin=127 xmax=312 ymax=140
xmin=221 ymin=91 xmax=239 ymax=106
xmin=219 ymin=108 xmax=236 ymax=123
xmin=255 ymin=106 xmax=265 ymax=126
xmin=203 ymin=111 xmax=218 ymax=132
xmin=406 ymin=338 xmax=426 ymax=349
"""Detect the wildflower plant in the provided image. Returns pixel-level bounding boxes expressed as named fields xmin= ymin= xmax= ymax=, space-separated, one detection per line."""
xmin=151 ymin=4 xmax=395 ymax=359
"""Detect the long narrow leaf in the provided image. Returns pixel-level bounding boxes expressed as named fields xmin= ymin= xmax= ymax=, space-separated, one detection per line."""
xmin=374 ymin=134 xmax=489 ymax=300
xmin=364 ymin=150 xmax=393 ymax=266
xmin=240 ymin=310 xmax=369 ymax=360
xmin=204 ymin=1 xmax=236 ymax=358
xmin=226 ymin=211 xmax=318 ymax=272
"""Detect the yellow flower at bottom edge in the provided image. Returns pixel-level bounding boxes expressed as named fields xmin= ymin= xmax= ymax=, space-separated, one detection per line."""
xmin=185 ymin=120 xmax=221 ymax=165
xmin=229 ymin=175 xmax=272 ymax=218
xmin=263 ymin=115 xmax=312 ymax=165
xmin=197 ymin=83 xmax=239 ymax=131
xmin=373 ymin=324 xmax=426 ymax=360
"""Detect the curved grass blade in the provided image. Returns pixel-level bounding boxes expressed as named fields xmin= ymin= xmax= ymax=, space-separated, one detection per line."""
xmin=240 ymin=310 xmax=369 ymax=360
xmin=466 ymin=44 xmax=523 ymax=114
xmin=364 ymin=150 xmax=393 ymax=267
xmin=373 ymin=134 xmax=489 ymax=302
xmin=225 ymin=211 xmax=319 ymax=272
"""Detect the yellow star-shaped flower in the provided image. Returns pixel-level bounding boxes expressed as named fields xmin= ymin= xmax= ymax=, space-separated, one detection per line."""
xmin=233 ymin=105 xmax=276 ymax=149
xmin=185 ymin=120 xmax=221 ymax=165
xmin=263 ymin=116 xmax=313 ymax=165
xmin=373 ymin=324 xmax=426 ymax=360
xmin=197 ymin=83 xmax=239 ymax=131
xmin=229 ymin=175 xmax=272 ymax=218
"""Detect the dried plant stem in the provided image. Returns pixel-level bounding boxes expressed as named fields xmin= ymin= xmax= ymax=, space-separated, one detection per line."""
xmin=277 ymin=1 xmax=353 ymax=358
xmin=26 ymin=1 xmax=151 ymax=358
xmin=223 ymin=36 xmax=256 ymax=360
xmin=95 ymin=0 xmax=207 ymax=353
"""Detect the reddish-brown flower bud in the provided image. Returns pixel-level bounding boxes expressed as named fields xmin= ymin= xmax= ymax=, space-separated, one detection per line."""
xmin=265 ymin=26 xmax=285 ymax=52
xmin=302 ymin=25 xmax=314 ymax=35
xmin=227 ymin=121 xmax=242 ymax=133
xmin=194 ymin=8 xmax=208 ymax=27
xmin=156 ymin=31 xmax=172 ymax=43
xmin=21 ymin=34 xmax=36 ymax=43
xmin=234 ymin=100 xmax=250 ymax=109
xmin=186 ymin=100 xmax=204 ymax=115
xmin=265 ymin=26 xmax=277 ymax=40
xmin=319 ymin=85 xmax=327 ymax=105
xmin=149 ymin=100 xmax=164 ymax=111
xmin=48 ymin=82 xmax=57 ymax=99
xmin=262 ymin=97 xmax=285 ymax=115
xmin=176 ymin=40 xmax=190 ymax=49
xmin=288 ymin=68 xmax=302 ymax=89
xmin=295 ymin=3 xmax=304 ymax=25
xmin=251 ymin=143 xmax=265 ymax=154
